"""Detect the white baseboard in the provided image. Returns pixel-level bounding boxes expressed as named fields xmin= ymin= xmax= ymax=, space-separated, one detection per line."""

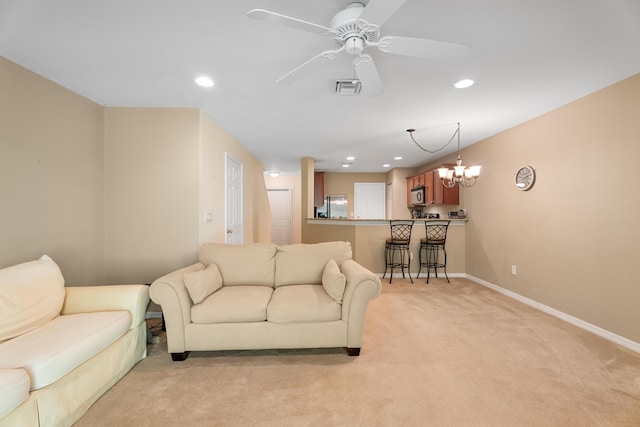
xmin=466 ymin=274 xmax=640 ymax=354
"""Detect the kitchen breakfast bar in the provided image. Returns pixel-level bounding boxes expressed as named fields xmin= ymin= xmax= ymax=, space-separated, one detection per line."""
xmin=304 ymin=218 xmax=467 ymax=279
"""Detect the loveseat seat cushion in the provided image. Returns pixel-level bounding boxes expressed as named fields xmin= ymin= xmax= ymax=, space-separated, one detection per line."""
xmin=0 ymin=311 xmax=131 ymax=390
xmin=199 ymin=243 xmax=277 ymax=287
xmin=274 ymin=242 xmax=352 ymax=288
xmin=0 ymin=369 xmax=30 ymax=420
xmin=267 ymin=285 xmax=342 ymax=323
xmin=191 ymin=286 xmax=273 ymax=323
xmin=0 ymin=255 xmax=65 ymax=343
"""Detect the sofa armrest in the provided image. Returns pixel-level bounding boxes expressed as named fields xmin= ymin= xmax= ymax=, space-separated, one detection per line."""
xmin=149 ymin=263 xmax=204 ymax=353
xmin=61 ymin=284 xmax=150 ymax=329
xmin=340 ymin=259 xmax=382 ymax=349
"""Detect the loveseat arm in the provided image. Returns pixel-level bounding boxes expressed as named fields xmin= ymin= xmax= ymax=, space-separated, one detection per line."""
xmin=149 ymin=263 xmax=204 ymax=354
xmin=61 ymin=284 xmax=150 ymax=329
xmin=340 ymin=259 xmax=382 ymax=350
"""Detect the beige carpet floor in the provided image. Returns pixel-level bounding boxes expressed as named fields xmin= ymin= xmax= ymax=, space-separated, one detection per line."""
xmin=75 ymin=278 xmax=640 ymax=427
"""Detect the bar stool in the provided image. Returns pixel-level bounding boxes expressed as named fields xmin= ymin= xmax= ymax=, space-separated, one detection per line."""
xmin=418 ymin=220 xmax=451 ymax=283
xmin=383 ymin=220 xmax=414 ymax=284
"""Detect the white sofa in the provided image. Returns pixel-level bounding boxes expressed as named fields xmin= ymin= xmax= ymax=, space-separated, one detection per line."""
xmin=150 ymin=242 xmax=382 ymax=361
xmin=0 ymin=255 xmax=149 ymax=427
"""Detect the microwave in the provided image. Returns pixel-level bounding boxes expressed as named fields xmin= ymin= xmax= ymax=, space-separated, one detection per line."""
xmin=410 ymin=186 xmax=425 ymax=206
xmin=448 ymin=209 xmax=467 ymax=218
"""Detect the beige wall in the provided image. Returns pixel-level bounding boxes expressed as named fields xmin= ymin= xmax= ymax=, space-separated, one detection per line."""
xmin=199 ymin=111 xmax=270 ymax=246
xmin=104 ymin=108 xmax=201 ymax=283
xmin=436 ymin=73 xmax=640 ymax=343
xmin=0 ymin=57 xmax=106 ymax=285
xmin=104 ymin=108 xmax=270 ymax=284
xmin=323 ymin=172 xmax=388 ymax=218
xmin=1 ymin=56 xmax=269 ymax=285
xmin=385 ymin=167 xmax=416 ymax=220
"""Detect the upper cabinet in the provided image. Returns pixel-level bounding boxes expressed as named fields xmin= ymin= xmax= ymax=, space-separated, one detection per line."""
xmin=406 ymin=166 xmax=459 ymax=206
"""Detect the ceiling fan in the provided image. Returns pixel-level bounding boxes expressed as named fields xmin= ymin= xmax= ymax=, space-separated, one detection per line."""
xmin=247 ymin=0 xmax=469 ymax=95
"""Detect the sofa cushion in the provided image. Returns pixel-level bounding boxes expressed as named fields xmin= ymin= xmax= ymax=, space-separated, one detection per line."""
xmin=0 ymin=368 xmax=30 ymax=419
xmin=274 ymin=242 xmax=352 ymax=288
xmin=191 ymin=286 xmax=273 ymax=323
xmin=199 ymin=243 xmax=276 ymax=287
xmin=0 ymin=311 xmax=131 ymax=390
xmin=322 ymin=259 xmax=346 ymax=303
xmin=267 ymin=285 xmax=342 ymax=323
xmin=0 ymin=255 xmax=65 ymax=343
xmin=184 ymin=263 xmax=223 ymax=304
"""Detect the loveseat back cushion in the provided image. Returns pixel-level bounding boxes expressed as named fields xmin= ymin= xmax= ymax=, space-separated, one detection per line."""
xmin=199 ymin=243 xmax=277 ymax=287
xmin=0 ymin=255 xmax=65 ymax=343
xmin=191 ymin=286 xmax=273 ymax=323
xmin=267 ymin=285 xmax=342 ymax=323
xmin=274 ymin=242 xmax=352 ymax=288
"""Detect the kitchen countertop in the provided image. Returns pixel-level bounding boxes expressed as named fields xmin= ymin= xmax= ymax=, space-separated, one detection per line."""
xmin=306 ymin=217 xmax=467 ymax=224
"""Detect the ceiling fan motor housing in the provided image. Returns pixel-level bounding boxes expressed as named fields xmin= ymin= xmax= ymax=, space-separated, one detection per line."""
xmin=330 ymin=2 xmax=378 ymax=53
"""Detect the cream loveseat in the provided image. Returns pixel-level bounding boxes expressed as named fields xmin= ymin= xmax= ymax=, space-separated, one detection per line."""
xmin=150 ymin=242 xmax=381 ymax=361
xmin=0 ymin=255 xmax=149 ymax=427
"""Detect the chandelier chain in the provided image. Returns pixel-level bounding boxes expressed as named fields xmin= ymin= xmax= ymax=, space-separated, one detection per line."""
xmin=407 ymin=123 xmax=460 ymax=154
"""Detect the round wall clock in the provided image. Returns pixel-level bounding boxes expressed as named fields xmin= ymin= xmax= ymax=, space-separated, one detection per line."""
xmin=515 ymin=166 xmax=535 ymax=191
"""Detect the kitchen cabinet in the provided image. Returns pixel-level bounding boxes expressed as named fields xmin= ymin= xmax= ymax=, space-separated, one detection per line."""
xmin=406 ymin=173 xmax=424 ymax=207
xmin=406 ymin=166 xmax=459 ymax=206
xmin=432 ymin=164 xmax=459 ymax=205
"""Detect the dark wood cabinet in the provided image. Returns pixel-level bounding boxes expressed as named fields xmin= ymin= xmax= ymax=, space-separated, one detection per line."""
xmin=406 ymin=166 xmax=459 ymax=206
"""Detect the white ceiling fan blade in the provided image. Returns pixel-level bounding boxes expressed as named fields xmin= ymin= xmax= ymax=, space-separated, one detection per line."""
xmin=376 ymin=35 xmax=469 ymax=61
xmin=358 ymin=0 xmax=407 ymax=28
xmin=247 ymin=9 xmax=335 ymax=36
xmin=276 ymin=47 xmax=345 ymax=85
xmin=355 ymin=54 xmax=383 ymax=96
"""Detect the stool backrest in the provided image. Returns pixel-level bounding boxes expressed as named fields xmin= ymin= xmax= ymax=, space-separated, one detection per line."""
xmin=425 ymin=220 xmax=451 ymax=244
xmin=389 ymin=220 xmax=414 ymax=243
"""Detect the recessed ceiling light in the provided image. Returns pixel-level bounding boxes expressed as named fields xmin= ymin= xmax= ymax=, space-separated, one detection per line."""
xmin=342 ymin=162 xmax=351 ymax=168
xmin=346 ymin=156 xmax=355 ymax=161
xmin=383 ymin=164 xmax=391 ymax=168
xmin=268 ymin=171 xmax=280 ymax=177
xmin=394 ymin=156 xmax=402 ymax=160
xmin=195 ymin=76 xmax=214 ymax=87
xmin=454 ymin=79 xmax=474 ymax=89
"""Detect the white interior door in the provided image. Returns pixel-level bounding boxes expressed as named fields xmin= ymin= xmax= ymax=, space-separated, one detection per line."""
xmin=386 ymin=183 xmax=393 ymax=219
xmin=225 ymin=154 xmax=243 ymax=244
xmin=267 ymin=188 xmax=293 ymax=245
xmin=354 ymin=182 xmax=386 ymax=219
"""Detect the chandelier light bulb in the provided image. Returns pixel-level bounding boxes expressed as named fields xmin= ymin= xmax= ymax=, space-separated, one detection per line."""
xmin=407 ymin=122 xmax=481 ymax=188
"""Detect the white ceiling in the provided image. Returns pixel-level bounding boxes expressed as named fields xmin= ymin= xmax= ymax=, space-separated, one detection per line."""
xmin=1 ymin=0 xmax=639 ymax=175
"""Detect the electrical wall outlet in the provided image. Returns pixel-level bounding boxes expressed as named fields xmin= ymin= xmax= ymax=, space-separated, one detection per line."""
xmin=409 ymin=252 xmax=414 ymax=260
xmin=511 ymin=265 xmax=517 ymax=275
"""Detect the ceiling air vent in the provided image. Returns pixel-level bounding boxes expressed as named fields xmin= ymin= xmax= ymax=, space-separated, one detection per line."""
xmin=335 ymin=80 xmax=362 ymax=96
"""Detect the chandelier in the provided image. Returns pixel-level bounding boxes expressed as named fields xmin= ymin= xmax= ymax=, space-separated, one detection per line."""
xmin=406 ymin=122 xmax=481 ymax=188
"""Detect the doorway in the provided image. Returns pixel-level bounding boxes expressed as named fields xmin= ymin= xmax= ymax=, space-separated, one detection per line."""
xmin=225 ymin=154 xmax=243 ymax=244
xmin=354 ymin=182 xmax=386 ymax=219
xmin=267 ymin=188 xmax=293 ymax=245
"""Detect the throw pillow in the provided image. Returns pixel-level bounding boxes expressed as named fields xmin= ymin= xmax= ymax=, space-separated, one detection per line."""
xmin=322 ymin=258 xmax=346 ymax=303
xmin=184 ymin=264 xmax=223 ymax=304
